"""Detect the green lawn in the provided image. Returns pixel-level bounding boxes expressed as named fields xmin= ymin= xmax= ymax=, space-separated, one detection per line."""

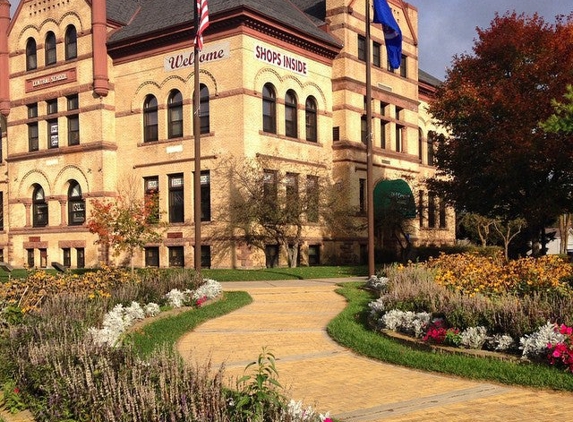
xmin=201 ymin=265 xmax=368 ymax=281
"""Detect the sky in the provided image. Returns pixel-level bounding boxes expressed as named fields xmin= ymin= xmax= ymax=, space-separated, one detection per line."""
xmin=415 ymin=0 xmax=573 ymax=79
xmin=9 ymin=0 xmax=573 ymax=81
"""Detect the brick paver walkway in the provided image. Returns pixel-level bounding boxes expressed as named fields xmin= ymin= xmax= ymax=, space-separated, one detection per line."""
xmin=177 ymin=279 xmax=573 ymax=421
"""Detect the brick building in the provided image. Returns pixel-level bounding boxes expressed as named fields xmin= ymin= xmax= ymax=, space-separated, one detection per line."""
xmin=0 ymin=0 xmax=454 ymax=269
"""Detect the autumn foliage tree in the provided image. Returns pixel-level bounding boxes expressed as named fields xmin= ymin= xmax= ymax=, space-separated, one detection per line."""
xmin=428 ymin=12 xmax=573 ymax=253
xmin=87 ymin=190 xmax=165 ymax=272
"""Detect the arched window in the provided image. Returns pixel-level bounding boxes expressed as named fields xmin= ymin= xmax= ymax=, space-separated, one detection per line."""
xmin=427 ymin=131 xmax=435 ymax=166
xmin=143 ymin=95 xmax=158 ymax=142
xmin=45 ymin=31 xmax=57 ymax=66
xmin=262 ymin=83 xmax=276 ymax=134
xmin=33 ymin=185 xmax=48 ymax=227
xmin=305 ymin=96 xmax=317 ymax=142
xmin=200 ymin=84 xmax=210 ymax=134
xmin=65 ymin=25 xmax=77 ymax=60
xmin=68 ymin=181 xmax=85 ymax=225
xmin=168 ymin=90 xmax=183 ymax=139
xmin=285 ymin=90 xmax=298 ymax=138
xmin=26 ymin=38 xmax=37 ymax=71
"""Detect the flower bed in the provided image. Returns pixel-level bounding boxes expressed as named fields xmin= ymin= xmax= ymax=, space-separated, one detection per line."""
xmin=367 ymin=254 xmax=573 ymax=372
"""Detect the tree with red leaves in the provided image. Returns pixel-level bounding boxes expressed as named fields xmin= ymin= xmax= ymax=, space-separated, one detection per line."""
xmin=87 ymin=191 xmax=165 ymax=272
xmin=428 ymin=12 xmax=573 ymax=254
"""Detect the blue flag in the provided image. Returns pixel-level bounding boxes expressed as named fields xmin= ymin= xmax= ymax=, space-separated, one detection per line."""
xmin=372 ymin=0 xmax=402 ymax=69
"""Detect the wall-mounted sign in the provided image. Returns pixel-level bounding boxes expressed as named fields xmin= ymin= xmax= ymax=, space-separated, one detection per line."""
xmin=164 ymin=42 xmax=230 ymax=71
xmin=254 ymin=44 xmax=308 ymax=76
xmin=26 ymin=69 xmax=77 ymax=92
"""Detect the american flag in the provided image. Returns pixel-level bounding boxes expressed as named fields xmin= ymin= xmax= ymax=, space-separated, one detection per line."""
xmin=195 ymin=0 xmax=210 ymax=51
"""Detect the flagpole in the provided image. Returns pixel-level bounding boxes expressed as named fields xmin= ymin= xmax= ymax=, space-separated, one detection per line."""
xmin=366 ymin=0 xmax=376 ymax=276
xmin=193 ymin=0 xmax=202 ymax=273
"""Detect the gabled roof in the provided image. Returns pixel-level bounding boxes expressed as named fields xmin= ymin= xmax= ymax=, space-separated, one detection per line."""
xmin=107 ymin=0 xmax=341 ymax=48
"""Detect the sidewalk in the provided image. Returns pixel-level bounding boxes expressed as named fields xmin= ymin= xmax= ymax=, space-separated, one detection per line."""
xmin=177 ymin=279 xmax=573 ymax=421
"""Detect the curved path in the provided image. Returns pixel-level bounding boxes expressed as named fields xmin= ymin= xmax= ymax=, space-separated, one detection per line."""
xmin=177 ymin=279 xmax=573 ymax=421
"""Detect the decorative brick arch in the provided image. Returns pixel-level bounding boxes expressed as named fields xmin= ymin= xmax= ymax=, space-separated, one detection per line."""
xmin=18 ymin=169 xmax=51 ymax=198
xmin=53 ymin=165 xmax=90 ymax=195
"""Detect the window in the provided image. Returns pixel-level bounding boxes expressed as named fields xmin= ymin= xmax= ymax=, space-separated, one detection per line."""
xmin=373 ymin=42 xmax=381 ymax=67
xmin=308 ymin=245 xmax=320 ymax=266
xmin=145 ymin=247 xmax=159 ymax=267
xmin=168 ymin=246 xmax=184 ymax=267
xmin=26 ymin=38 xmax=37 ymax=71
xmin=67 ymin=95 xmax=78 ymax=110
xmin=28 ymin=123 xmax=39 ymax=151
xmin=306 ymin=175 xmax=319 ymax=223
xmin=263 ymin=170 xmax=277 ymax=203
xmin=200 ymin=170 xmax=211 ymax=221
xmin=265 ymin=245 xmax=279 ymax=268
xmin=27 ymin=249 xmax=34 ymax=268
xmin=68 ymin=95 xmax=79 ymax=146
xmin=65 ymin=25 xmax=77 ymax=60
xmin=359 ymin=178 xmax=366 ymax=214
xmin=333 ymin=126 xmax=340 ymax=141
xmin=63 ymin=248 xmax=71 ymax=267
xmin=262 ymin=83 xmax=276 ymax=133
xmin=395 ymin=106 xmax=403 ymax=120
xmin=48 ymin=120 xmax=58 ymax=148
xmin=28 ymin=103 xmax=38 ymax=118
xmin=357 ymin=35 xmax=366 ymax=61
xmin=144 ymin=176 xmax=160 ymax=223
xmin=200 ymin=84 xmax=210 ymax=134
xmin=201 ymin=245 xmax=211 ymax=268
xmin=76 ymin=248 xmax=85 ymax=268
xmin=305 ymin=96 xmax=317 ymax=142
xmin=439 ymin=197 xmax=447 ymax=228
xmin=47 ymin=99 xmax=58 ymax=114
xmin=45 ymin=32 xmax=56 ymax=65
xmin=418 ymin=191 xmax=424 ymax=228
xmin=285 ymin=173 xmax=299 ymax=204
xmin=285 ymin=172 xmax=299 ymax=217
xmin=168 ymin=90 xmax=183 ymax=139
xmin=361 ymin=115 xmax=367 ymax=144
xmin=428 ymin=192 xmax=436 ymax=228
xmin=68 ymin=181 xmax=85 ymax=225
xmin=395 ymin=124 xmax=404 ymax=152
xmin=427 ymin=131 xmax=435 ymax=166
xmin=33 ymin=184 xmax=48 ymax=227
xmin=285 ymin=90 xmax=298 ymax=138
xmin=380 ymin=102 xmax=388 ymax=116
xmin=40 ymin=248 xmax=47 ymax=268
xmin=168 ymin=174 xmax=184 ymax=223
xmin=400 ymin=54 xmax=407 ymax=78
xmin=380 ymin=121 xmax=387 ymax=148
xmin=143 ymin=95 xmax=158 ymax=142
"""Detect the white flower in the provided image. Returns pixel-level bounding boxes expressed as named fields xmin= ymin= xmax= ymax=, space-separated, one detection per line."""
xmin=520 ymin=321 xmax=565 ymax=359
xmin=144 ymin=302 xmax=160 ymax=317
xmin=125 ymin=301 xmax=145 ymax=321
xmin=192 ymin=279 xmax=222 ymax=300
xmin=460 ymin=326 xmax=488 ymax=349
xmin=165 ymin=289 xmax=188 ymax=308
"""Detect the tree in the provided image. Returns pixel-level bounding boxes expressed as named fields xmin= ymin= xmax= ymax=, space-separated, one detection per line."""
xmin=427 ymin=13 xmax=573 ymax=253
xmin=459 ymin=213 xmax=495 ymax=248
xmin=492 ymin=217 xmax=527 ymax=260
xmin=87 ymin=182 xmax=166 ymax=273
xmin=219 ymin=157 xmax=360 ymax=268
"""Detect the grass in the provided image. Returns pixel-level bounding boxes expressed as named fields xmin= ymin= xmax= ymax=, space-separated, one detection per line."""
xmin=128 ymin=291 xmax=253 ymax=356
xmin=327 ymin=282 xmax=573 ymax=392
xmin=201 ymin=265 xmax=368 ymax=281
